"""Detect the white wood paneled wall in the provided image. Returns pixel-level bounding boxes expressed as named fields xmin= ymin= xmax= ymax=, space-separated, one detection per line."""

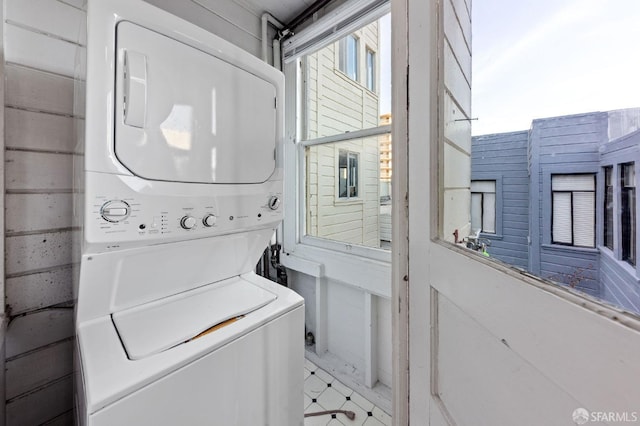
xmin=4 ymin=0 xmax=85 ymax=424
xmin=3 ymin=0 xmax=269 ymax=424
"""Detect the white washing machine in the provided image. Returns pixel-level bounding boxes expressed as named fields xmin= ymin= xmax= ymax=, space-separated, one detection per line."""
xmin=74 ymin=1 xmax=304 ymax=424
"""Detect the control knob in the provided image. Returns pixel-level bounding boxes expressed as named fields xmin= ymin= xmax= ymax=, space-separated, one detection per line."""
xmin=203 ymin=214 xmax=217 ymax=227
xmin=268 ymin=196 xmax=281 ymax=210
xmin=180 ymin=216 xmax=197 ymax=229
xmin=100 ymin=200 xmax=130 ymax=223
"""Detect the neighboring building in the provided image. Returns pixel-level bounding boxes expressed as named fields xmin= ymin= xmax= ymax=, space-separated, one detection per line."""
xmin=303 ymin=22 xmax=381 ymax=248
xmin=379 ymin=113 xmax=392 ymax=242
xmin=471 ymin=108 xmax=640 ymax=313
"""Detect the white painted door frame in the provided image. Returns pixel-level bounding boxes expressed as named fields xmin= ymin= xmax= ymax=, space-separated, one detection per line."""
xmin=392 ymin=0 xmax=640 ymax=424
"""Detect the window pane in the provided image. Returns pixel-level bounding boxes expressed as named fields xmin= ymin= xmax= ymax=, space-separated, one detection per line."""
xmin=366 ymin=49 xmax=375 ymax=91
xmin=573 ymin=192 xmax=595 ymax=248
xmin=305 ymin=135 xmax=389 ymax=249
xmin=483 ymin=193 xmax=496 ymax=233
xmin=303 ymin=20 xmax=383 ymax=141
xmin=604 ymin=167 xmax=613 ymax=250
xmin=552 ymin=192 xmax=572 ymax=244
xmin=471 ymin=193 xmax=482 ymax=233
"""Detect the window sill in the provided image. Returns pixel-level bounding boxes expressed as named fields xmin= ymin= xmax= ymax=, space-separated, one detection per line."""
xmin=282 ymin=242 xmax=392 ymax=298
xmin=542 ymin=244 xmax=599 ymax=255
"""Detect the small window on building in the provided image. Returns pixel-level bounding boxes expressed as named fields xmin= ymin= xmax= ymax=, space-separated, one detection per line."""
xmin=339 ymin=150 xmax=359 ymax=199
xmin=339 ymin=35 xmax=359 ymax=81
xmin=621 ymin=163 xmax=636 ymax=265
xmin=366 ymin=48 xmax=375 ymax=91
xmin=471 ymin=180 xmax=496 ymax=234
xmin=604 ymin=166 xmax=614 ymax=250
xmin=551 ymin=174 xmax=595 ymax=248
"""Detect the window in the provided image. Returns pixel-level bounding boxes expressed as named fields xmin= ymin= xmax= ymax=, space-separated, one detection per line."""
xmin=471 ymin=180 xmax=496 ymax=234
xmin=339 ymin=150 xmax=359 ymax=198
xmin=621 ymin=163 xmax=636 ymax=265
xmin=339 ymin=35 xmax=359 ymax=81
xmin=366 ymin=48 xmax=376 ymax=91
xmin=604 ymin=166 xmax=614 ymax=250
xmin=551 ymin=174 xmax=595 ymax=248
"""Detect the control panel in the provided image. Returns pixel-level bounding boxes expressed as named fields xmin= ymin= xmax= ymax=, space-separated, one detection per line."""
xmin=85 ymin=174 xmax=284 ymax=249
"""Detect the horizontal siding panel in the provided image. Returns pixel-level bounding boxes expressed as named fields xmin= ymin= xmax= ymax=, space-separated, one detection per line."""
xmin=6 ymin=230 xmax=78 ymax=276
xmin=5 ymin=151 xmax=73 ymax=191
xmin=6 ymin=64 xmax=83 ymax=116
xmin=144 ymin=0 xmax=262 ymax=58
xmin=5 ymin=24 xmax=86 ymax=77
xmin=6 ymin=375 xmax=73 ymax=426
xmin=42 ymin=410 xmax=74 ymax=426
xmin=192 ymin=0 xmax=261 ymax=37
xmin=444 ymin=0 xmax=470 ymax=82
xmin=6 ymin=0 xmax=86 ymax=44
xmin=444 ymin=92 xmax=471 ymax=152
xmin=6 ymin=108 xmax=83 ymax=153
xmin=444 ymin=42 xmax=470 ymax=116
xmin=6 ymin=266 xmax=73 ymax=315
xmin=6 ymin=193 xmax=74 ymax=234
xmin=6 ymin=339 xmax=73 ymax=399
xmin=6 ymin=309 xmax=74 ymax=358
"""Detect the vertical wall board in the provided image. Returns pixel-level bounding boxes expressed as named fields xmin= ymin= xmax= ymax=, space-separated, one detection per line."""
xmin=6 ymin=375 xmax=72 ymax=426
xmin=6 ymin=339 xmax=73 ymax=400
xmin=6 ymin=193 xmax=74 ymax=233
xmin=327 ymin=281 xmax=365 ymax=373
xmin=6 ymin=266 xmax=74 ymax=315
xmin=6 ymin=108 xmax=82 ymax=154
xmin=376 ymin=296 xmax=392 ymax=387
xmin=144 ymin=0 xmax=262 ymax=58
xmin=6 ymin=0 xmax=86 ymax=44
xmin=5 ymin=231 xmax=77 ymax=276
xmin=5 ymin=309 xmax=74 ymax=358
xmin=5 ymin=151 xmax=73 ymax=191
xmin=5 ymin=25 xmax=85 ymax=78
xmin=5 ymin=65 xmax=79 ymax=116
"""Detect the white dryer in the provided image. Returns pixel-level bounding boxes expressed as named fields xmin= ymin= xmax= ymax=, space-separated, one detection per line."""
xmin=74 ymin=1 xmax=304 ymax=425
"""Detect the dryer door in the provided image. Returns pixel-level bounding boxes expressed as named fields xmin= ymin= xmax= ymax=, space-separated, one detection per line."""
xmin=114 ymin=22 xmax=278 ymax=184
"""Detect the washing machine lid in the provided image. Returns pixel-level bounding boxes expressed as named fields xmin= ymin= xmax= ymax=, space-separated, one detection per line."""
xmin=114 ymin=21 xmax=278 ymax=184
xmin=112 ymin=277 xmax=277 ymax=360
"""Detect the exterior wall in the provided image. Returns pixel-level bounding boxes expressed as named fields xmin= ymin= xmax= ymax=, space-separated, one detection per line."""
xmin=471 ymin=131 xmax=529 ymax=269
xmin=529 ymin=112 xmax=607 ymax=296
xmin=4 ymin=1 xmax=269 ymax=424
xmin=599 ymin=129 xmax=640 ymax=312
xmin=441 ymin=0 xmax=473 ymax=241
xmin=304 ymin=23 xmax=381 ymax=248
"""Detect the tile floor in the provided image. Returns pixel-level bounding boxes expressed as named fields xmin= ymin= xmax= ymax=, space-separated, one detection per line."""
xmin=304 ymin=359 xmax=392 ymax=426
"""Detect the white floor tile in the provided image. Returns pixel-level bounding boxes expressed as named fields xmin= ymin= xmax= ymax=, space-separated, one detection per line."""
xmin=363 ymin=417 xmax=386 ymax=426
xmin=330 ymin=379 xmax=353 ymax=397
xmin=304 ymin=368 xmax=311 ymax=380
xmin=349 ymin=391 xmax=375 ymax=413
xmin=305 ymin=374 xmax=329 ymax=398
xmin=305 ymin=358 xmax=318 ymax=372
xmin=339 ymin=401 xmax=369 ymax=426
xmin=304 ymin=394 xmax=313 ymax=410
xmin=314 ymin=368 xmax=335 ymax=384
xmin=317 ymin=387 xmax=347 ymax=411
xmin=372 ymin=406 xmax=391 ymax=426
xmin=306 ymin=401 xmax=327 ymax=413
xmin=327 ymin=419 xmax=345 ymax=426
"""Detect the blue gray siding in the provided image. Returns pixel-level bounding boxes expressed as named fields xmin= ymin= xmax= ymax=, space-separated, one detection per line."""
xmin=471 ymin=131 xmax=529 ymax=269
xmin=529 ymin=112 xmax=607 ymax=296
xmin=600 ymin=250 xmax=640 ymax=312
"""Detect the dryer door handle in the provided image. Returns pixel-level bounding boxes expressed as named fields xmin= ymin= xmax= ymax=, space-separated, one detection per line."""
xmin=123 ymin=50 xmax=147 ymax=128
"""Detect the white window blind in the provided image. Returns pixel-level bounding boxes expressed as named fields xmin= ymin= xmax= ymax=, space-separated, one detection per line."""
xmin=483 ymin=193 xmax=496 ymax=233
xmin=471 ymin=193 xmax=482 ymax=232
xmin=471 ymin=180 xmax=496 ymax=234
xmin=551 ymin=174 xmax=595 ymax=247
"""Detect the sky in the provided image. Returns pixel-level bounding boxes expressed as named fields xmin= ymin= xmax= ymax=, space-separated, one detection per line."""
xmin=472 ymin=0 xmax=640 ymax=135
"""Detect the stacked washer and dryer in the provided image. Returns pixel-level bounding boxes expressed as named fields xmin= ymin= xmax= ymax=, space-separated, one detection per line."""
xmin=74 ymin=1 xmax=304 ymax=424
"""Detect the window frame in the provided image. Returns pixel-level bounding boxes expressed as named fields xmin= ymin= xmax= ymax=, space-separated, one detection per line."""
xmin=471 ymin=180 xmax=497 ymax=235
xmin=338 ymin=149 xmax=360 ymax=200
xmin=620 ymin=162 xmax=636 ymax=266
xmin=550 ymin=173 xmax=596 ymax=248
xmin=604 ymin=166 xmax=614 ymax=250
xmin=339 ymin=34 xmax=359 ymax=81
xmin=365 ymin=47 xmax=376 ymax=92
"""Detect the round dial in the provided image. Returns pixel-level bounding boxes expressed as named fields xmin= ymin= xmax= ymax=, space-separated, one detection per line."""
xmin=100 ymin=200 xmax=130 ymax=223
xmin=203 ymin=214 xmax=217 ymax=227
xmin=180 ymin=216 xmax=197 ymax=229
xmin=268 ymin=196 xmax=281 ymax=210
